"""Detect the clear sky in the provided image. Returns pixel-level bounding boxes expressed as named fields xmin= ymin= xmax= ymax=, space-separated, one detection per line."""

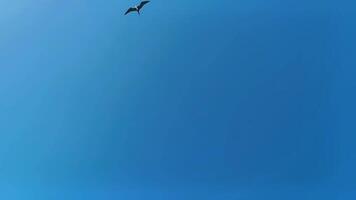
xmin=0 ymin=0 xmax=353 ymax=199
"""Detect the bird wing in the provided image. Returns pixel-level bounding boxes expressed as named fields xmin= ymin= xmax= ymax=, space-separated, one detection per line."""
xmin=138 ymin=1 xmax=150 ymax=10
xmin=125 ymin=7 xmax=136 ymax=15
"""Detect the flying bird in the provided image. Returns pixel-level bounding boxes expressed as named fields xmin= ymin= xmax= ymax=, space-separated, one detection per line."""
xmin=125 ymin=1 xmax=150 ymax=15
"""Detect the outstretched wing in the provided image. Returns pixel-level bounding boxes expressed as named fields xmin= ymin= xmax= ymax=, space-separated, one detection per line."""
xmin=125 ymin=7 xmax=136 ymax=15
xmin=138 ymin=1 xmax=150 ymax=10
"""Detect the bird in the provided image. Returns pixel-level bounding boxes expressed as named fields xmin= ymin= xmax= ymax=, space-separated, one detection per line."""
xmin=125 ymin=1 xmax=150 ymax=15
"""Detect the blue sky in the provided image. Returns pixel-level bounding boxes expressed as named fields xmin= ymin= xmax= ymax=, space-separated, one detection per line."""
xmin=0 ymin=0 xmax=353 ymax=199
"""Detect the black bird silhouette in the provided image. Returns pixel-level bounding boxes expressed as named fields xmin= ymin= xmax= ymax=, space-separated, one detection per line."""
xmin=125 ymin=1 xmax=150 ymax=15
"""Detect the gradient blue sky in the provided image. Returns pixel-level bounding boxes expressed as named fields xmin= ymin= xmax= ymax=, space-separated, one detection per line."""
xmin=0 ymin=0 xmax=353 ymax=199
